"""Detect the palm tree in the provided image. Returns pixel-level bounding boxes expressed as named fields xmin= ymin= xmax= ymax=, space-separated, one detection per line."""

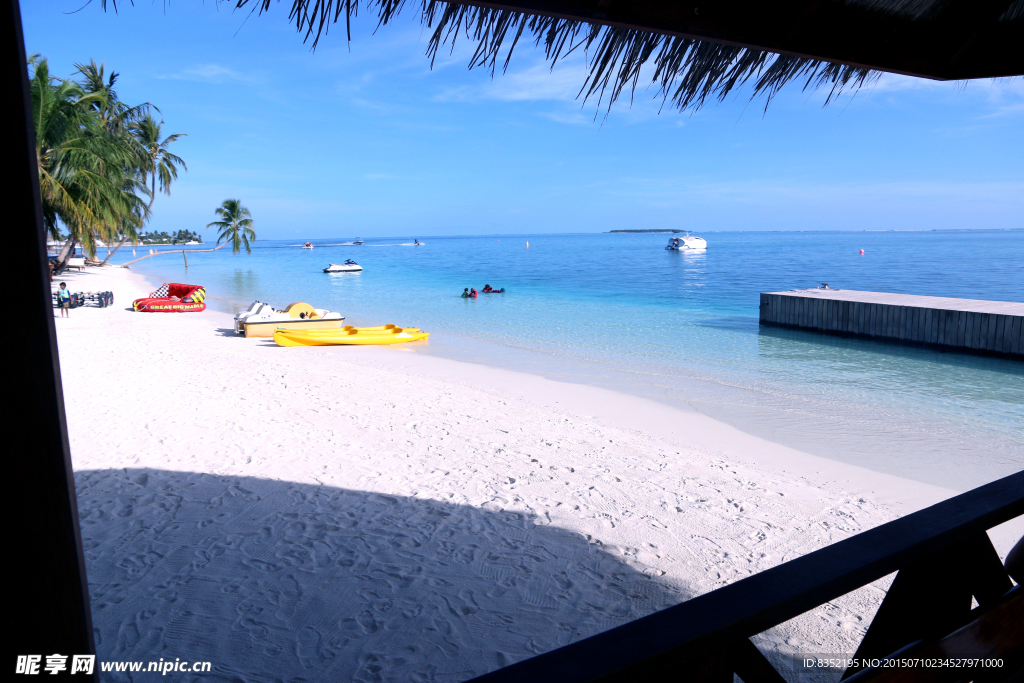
xmin=120 ymin=199 xmax=256 ymax=267
xmin=30 ymin=57 xmax=146 ymax=269
xmin=75 ymin=60 xmax=151 ymax=135
xmin=133 ymin=115 xmax=186 ymax=213
xmin=206 ymin=199 xmax=256 ymax=254
xmin=100 ymin=114 xmax=186 ymax=264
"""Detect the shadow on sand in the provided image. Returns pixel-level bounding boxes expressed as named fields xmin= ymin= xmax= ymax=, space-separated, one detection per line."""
xmin=76 ymin=468 xmax=687 ymax=682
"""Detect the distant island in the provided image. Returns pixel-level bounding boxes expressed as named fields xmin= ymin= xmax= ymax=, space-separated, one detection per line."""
xmin=138 ymin=229 xmax=204 ymax=245
xmin=608 ymin=229 xmax=686 ymax=233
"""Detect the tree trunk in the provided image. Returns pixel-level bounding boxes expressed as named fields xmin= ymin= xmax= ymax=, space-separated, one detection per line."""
xmin=56 ymin=235 xmax=75 ymax=263
xmin=54 ymin=238 xmax=77 ymax=274
xmin=120 ymin=240 xmax=226 ymax=267
xmin=103 ymin=172 xmax=158 ymax=266
xmin=99 ymin=238 xmax=130 ymax=266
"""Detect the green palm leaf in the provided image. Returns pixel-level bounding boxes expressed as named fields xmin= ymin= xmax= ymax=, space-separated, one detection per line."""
xmin=206 ymin=199 xmax=257 ymax=255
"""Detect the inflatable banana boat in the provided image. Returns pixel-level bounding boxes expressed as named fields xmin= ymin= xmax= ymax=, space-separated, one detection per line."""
xmin=274 ymin=326 xmax=428 ymax=346
xmin=133 ymin=283 xmax=206 ymax=312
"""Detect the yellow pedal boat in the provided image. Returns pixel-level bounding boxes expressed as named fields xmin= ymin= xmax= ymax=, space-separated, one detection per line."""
xmin=274 ymin=326 xmax=429 ymax=346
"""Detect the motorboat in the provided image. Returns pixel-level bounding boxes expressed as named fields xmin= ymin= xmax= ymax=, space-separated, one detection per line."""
xmin=352 ymin=238 xmax=364 ymax=245
xmin=665 ymin=232 xmax=707 ymax=250
xmin=302 ymin=242 xmax=314 ymax=249
xmin=324 ymin=260 xmax=363 ymax=273
xmin=234 ymin=300 xmax=345 ymax=337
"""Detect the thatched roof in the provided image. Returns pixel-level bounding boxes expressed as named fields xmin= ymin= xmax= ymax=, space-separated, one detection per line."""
xmin=111 ymin=0 xmax=1024 ymax=113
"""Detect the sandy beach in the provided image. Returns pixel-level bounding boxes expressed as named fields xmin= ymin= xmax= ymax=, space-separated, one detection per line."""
xmin=54 ymin=267 xmax=1020 ymax=682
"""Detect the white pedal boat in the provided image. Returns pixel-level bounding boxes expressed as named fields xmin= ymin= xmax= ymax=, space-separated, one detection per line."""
xmin=324 ymin=260 xmax=363 ymax=272
xmin=665 ymin=232 xmax=707 ymax=250
xmin=234 ymin=301 xmax=345 ymax=337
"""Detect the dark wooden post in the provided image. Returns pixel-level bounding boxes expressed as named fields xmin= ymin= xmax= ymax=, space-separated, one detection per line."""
xmin=4 ymin=0 xmax=96 ymax=676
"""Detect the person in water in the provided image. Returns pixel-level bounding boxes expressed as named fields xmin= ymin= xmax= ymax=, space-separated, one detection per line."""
xmin=462 ymin=288 xmax=471 ymax=298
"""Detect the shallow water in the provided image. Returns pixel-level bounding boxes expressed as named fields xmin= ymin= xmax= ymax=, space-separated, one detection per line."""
xmin=115 ymin=230 xmax=1024 ymax=490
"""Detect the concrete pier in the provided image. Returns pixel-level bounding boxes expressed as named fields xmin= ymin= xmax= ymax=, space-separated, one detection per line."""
xmin=759 ymin=289 xmax=1023 ymax=358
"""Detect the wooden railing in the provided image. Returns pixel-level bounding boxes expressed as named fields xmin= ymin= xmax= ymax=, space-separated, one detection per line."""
xmin=469 ymin=471 xmax=1024 ymax=682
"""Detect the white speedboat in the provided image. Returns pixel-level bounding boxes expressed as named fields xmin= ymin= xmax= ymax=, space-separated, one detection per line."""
xmin=352 ymin=238 xmax=364 ymax=245
xmin=324 ymin=260 xmax=363 ymax=273
xmin=665 ymin=232 xmax=707 ymax=250
xmin=234 ymin=301 xmax=345 ymax=337
xmin=302 ymin=242 xmax=314 ymax=249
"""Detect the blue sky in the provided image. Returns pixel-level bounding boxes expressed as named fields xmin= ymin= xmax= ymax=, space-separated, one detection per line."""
xmin=22 ymin=1 xmax=1024 ymax=238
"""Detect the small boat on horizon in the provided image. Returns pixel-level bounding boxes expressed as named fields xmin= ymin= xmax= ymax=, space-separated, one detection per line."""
xmin=352 ymin=238 xmax=364 ymax=245
xmin=302 ymin=242 xmax=314 ymax=249
xmin=665 ymin=232 xmax=707 ymax=250
xmin=324 ymin=260 xmax=363 ymax=273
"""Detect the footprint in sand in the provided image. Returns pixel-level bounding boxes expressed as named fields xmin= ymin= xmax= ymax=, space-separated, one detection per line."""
xmin=295 ymin=626 xmax=325 ymax=669
xmin=356 ymin=609 xmax=379 ymax=634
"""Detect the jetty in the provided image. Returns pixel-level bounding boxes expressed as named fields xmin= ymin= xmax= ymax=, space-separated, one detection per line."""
xmin=759 ymin=288 xmax=1023 ymax=358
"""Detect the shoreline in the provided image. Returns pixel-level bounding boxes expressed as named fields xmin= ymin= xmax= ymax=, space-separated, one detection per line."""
xmin=121 ymin=253 xmax=1024 ymax=493
xmin=54 ymin=266 xmax=1021 ymax=681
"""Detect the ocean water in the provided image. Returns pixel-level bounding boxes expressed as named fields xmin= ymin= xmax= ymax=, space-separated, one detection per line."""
xmin=112 ymin=230 xmax=1024 ymax=490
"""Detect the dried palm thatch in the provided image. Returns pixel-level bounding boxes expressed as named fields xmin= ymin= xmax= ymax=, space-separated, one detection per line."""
xmin=204 ymin=0 xmax=875 ymax=114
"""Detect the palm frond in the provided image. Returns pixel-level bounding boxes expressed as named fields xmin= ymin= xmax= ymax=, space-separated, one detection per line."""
xmin=230 ymin=0 xmax=879 ymax=113
xmin=31 ymin=57 xmax=155 ymax=258
xmin=207 ymin=199 xmax=256 ymax=254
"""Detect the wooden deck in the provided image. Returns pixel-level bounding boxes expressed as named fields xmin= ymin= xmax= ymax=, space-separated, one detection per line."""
xmin=759 ymin=288 xmax=1023 ymax=358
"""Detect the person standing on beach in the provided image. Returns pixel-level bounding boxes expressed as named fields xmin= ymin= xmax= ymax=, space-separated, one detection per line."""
xmin=57 ymin=282 xmax=71 ymax=317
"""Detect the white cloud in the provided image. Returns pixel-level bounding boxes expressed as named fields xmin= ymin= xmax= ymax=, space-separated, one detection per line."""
xmin=540 ymin=110 xmax=591 ymax=125
xmin=865 ymin=73 xmax=1024 ymax=105
xmin=160 ymin=64 xmax=254 ymax=84
xmin=434 ymin=60 xmax=588 ymax=104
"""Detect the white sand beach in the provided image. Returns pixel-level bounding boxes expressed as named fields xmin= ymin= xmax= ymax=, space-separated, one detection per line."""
xmin=54 ymin=267 xmax=1020 ymax=682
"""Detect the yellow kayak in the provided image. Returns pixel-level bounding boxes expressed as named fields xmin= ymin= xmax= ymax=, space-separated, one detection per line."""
xmin=274 ymin=327 xmax=429 ymax=346
xmin=288 ymin=325 xmax=421 ymax=335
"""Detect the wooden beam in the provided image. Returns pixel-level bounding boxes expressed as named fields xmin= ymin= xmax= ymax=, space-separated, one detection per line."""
xmin=468 ymin=472 xmax=1024 ymax=682
xmin=5 ymin=0 xmax=96 ymax=674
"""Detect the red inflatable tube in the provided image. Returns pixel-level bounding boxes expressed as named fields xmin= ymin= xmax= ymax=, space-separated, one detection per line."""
xmin=133 ymin=283 xmax=207 ymax=312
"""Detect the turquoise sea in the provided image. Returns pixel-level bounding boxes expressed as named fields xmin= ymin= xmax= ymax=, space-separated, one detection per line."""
xmin=111 ymin=230 xmax=1024 ymax=491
